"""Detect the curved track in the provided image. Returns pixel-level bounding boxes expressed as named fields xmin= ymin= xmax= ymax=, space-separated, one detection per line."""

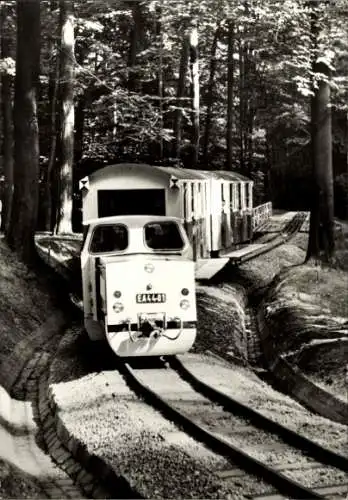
xmin=117 ymin=355 xmax=347 ymax=500
xmin=224 ymin=212 xmax=307 ymax=266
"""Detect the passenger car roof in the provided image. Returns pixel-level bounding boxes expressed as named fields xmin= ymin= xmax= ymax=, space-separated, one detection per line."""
xmin=85 ymin=163 xmax=251 ymax=184
xmin=84 ymin=214 xmax=184 ymax=228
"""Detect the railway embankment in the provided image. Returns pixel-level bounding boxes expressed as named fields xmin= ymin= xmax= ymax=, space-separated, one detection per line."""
xmin=257 ymin=264 xmax=348 ymax=425
xmin=237 ymin=222 xmax=348 ymax=425
xmin=194 ymin=283 xmax=249 ymax=363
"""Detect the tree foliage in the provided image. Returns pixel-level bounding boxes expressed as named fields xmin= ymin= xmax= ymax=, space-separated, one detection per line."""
xmin=0 ymin=0 xmax=347 ymax=255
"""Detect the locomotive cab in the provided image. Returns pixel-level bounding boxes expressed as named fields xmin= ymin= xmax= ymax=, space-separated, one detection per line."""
xmin=81 ymin=215 xmax=197 ymax=357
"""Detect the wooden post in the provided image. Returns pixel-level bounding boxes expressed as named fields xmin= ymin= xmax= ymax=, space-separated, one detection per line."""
xmin=240 ymin=182 xmax=246 ymax=210
xmin=248 ymin=182 xmax=253 ymax=210
xmin=192 ymin=216 xmax=197 ymax=261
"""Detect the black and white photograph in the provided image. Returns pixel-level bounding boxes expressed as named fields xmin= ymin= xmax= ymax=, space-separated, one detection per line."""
xmin=0 ymin=0 xmax=347 ymax=498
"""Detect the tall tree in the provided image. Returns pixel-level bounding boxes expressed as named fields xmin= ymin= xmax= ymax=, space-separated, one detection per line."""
xmin=226 ymin=20 xmax=235 ymax=171
xmin=0 ymin=3 xmax=14 ymax=234
xmin=202 ymin=23 xmax=220 ymax=167
xmin=243 ymin=41 xmax=255 ymax=176
xmin=174 ymin=30 xmax=189 ymax=163
xmin=238 ymin=36 xmax=246 ymax=172
xmin=306 ymin=1 xmax=335 ymax=262
xmin=43 ymin=1 xmax=60 ymax=232
xmin=156 ymin=3 xmax=164 ymax=160
xmin=127 ymin=2 xmax=145 ymax=92
xmin=54 ymin=0 xmax=74 ymax=234
xmin=189 ymin=25 xmax=199 ymax=167
xmin=6 ymin=0 xmax=40 ymax=264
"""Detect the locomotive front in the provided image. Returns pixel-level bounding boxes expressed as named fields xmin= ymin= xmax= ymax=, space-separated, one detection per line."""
xmin=81 ymin=215 xmax=197 ymax=357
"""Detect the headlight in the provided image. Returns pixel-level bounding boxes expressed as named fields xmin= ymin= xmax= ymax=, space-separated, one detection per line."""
xmin=114 ymin=290 xmax=122 ymax=298
xmin=181 ymin=288 xmax=189 ymax=296
xmin=180 ymin=299 xmax=190 ymax=310
xmin=113 ymin=302 xmax=124 ymax=313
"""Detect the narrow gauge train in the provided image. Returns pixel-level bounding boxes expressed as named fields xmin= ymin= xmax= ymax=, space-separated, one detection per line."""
xmin=81 ymin=214 xmax=197 ymax=357
xmin=79 ymin=163 xmax=255 ymax=260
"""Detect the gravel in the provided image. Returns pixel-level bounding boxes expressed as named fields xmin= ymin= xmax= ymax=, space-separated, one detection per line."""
xmin=177 ymin=354 xmax=348 ymax=456
xmin=53 ymin=385 xmax=232 ymax=498
xmin=51 ymin=328 xmax=257 ymax=499
xmin=284 ymin=466 xmax=347 ymax=489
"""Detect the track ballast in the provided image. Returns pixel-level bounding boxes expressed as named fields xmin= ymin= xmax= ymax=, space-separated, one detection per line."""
xmin=117 ymin=354 xmax=347 ymax=500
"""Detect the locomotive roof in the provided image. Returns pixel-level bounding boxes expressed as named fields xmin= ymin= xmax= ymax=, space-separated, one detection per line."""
xmin=86 ymin=163 xmax=251 ymax=184
xmin=84 ymin=214 xmax=184 ymax=227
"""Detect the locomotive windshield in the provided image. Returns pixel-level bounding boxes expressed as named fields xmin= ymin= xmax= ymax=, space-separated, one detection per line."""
xmin=144 ymin=221 xmax=184 ymax=250
xmin=90 ymin=224 xmax=128 ymax=253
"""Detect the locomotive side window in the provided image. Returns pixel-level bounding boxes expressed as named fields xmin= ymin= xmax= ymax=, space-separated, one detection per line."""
xmin=144 ymin=221 xmax=184 ymax=250
xmin=90 ymin=224 xmax=128 ymax=254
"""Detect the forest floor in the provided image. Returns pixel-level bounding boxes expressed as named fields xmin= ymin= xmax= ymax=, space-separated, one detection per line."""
xmin=0 ymin=239 xmax=59 ymax=366
xmin=244 ymin=221 xmax=348 ymax=402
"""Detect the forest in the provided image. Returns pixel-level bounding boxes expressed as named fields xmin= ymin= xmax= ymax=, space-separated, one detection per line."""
xmin=0 ymin=0 xmax=347 ymax=264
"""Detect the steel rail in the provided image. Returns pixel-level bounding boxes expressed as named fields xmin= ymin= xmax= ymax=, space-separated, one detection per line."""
xmin=169 ymin=355 xmax=348 ymax=473
xmin=118 ymin=360 xmax=324 ymax=500
xmin=230 ymin=212 xmax=307 ymax=265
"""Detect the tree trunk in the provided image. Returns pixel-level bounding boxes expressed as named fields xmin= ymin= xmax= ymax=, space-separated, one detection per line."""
xmin=74 ymin=95 xmax=85 ymax=165
xmin=238 ymin=38 xmax=245 ymax=171
xmin=128 ymin=3 xmax=144 ymax=92
xmin=202 ymin=24 xmax=220 ymax=168
xmin=189 ymin=26 xmax=199 ymax=167
xmin=244 ymin=42 xmax=255 ymax=177
xmin=306 ymin=2 xmax=334 ymax=263
xmin=173 ymin=32 xmax=189 ymax=163
xmin=43 ymin=16 xmax=60 ymax=232
xmin=264 ymin=130 xmax=273 ymax=202
xmin=246 ymin=106 xmax=254 ymax=176
xmin=156 ymin=4 xmax=163 ymax=160
xmin=226 ymin=21 xmax=235 ymax=171
xmin=306 ymin=59 xmax=334 ymax=262
xmin=6 ymin=0 xmax=40 ymax=264
xmin=0 ymin=5 xmax=14 ymax=234
xmin=54 ymin=0 xmax=74 ymax=234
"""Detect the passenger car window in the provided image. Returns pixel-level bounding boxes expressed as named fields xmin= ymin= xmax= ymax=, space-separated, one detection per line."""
xmin=144 ymin=221 xmax=184 ymax=250
xmin=90 ymin=224 xmax=128 ymax=253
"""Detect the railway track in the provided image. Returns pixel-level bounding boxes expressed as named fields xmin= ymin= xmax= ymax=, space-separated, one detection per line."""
xmin=228 ymin=211 xmax=307 ymax=266
xmin=117 ymin=354 xmax=348 ymax=500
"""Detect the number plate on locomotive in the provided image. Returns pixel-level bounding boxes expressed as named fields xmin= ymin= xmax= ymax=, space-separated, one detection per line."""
xmin=136 ymin=293 xmax=166 ymax=304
